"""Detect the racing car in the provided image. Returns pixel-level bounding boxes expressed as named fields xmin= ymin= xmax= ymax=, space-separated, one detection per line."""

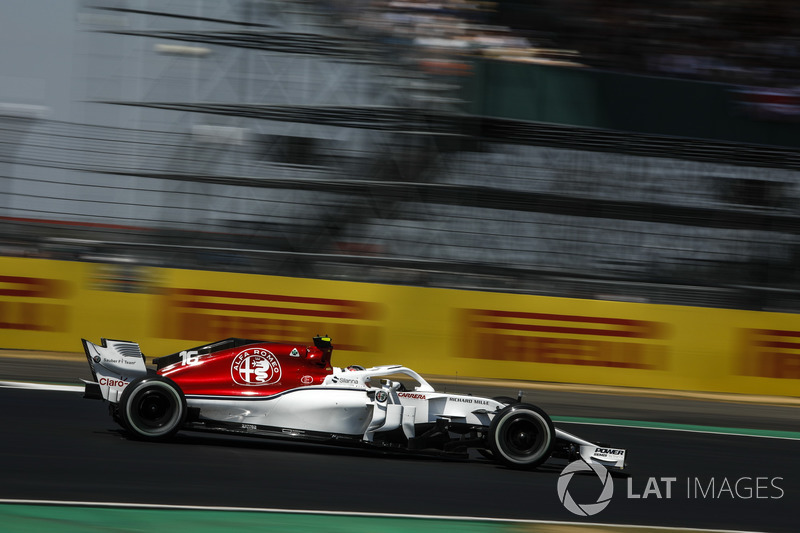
xmin=81 ymin=335 xmax=627 ymax=471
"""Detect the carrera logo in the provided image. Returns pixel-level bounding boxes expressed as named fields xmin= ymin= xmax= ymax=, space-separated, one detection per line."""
xmin=398 ymin=392 xmax=426 ymax=399
xmin=458 ymin=309 xmax=669 ymax=370
xmin=231 ymin=348 xmax=282 ymax=386
xmin=300 ymin=375 xmax=314 ymax=385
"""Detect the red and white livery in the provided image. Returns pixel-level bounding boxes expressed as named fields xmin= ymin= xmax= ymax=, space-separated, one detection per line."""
xmin=82 ymin=335 xmax=627 ymax=470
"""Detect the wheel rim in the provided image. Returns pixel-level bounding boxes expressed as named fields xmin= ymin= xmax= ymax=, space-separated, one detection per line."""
xmin=136 ymin=390 xmax=171 ymax=426
xmin=505 ymin=417 xmax=543 ymax=456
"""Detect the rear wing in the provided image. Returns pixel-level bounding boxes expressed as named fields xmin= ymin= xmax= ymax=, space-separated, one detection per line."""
xmin=81 ymin=338 xmax=148 ymax=402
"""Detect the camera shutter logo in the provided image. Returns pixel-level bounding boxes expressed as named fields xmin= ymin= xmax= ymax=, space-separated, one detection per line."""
xmin=557 ymin=459 xmax=614 ymax=516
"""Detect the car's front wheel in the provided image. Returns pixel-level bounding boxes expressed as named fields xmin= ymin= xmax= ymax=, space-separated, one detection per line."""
xmin=478 ymin=396 xmax=519 ymax=459
xmin=118 ymin=376 xmax=186 ymax=441
xmin=488 ymin=403 xmax=554 ymax=469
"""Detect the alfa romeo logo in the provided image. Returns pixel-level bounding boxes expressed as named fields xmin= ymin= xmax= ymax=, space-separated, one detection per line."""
xmin=231 ymin=348 xmax=282 ymax=386
xmin=557 ymin=459 xmax=614 ymax=516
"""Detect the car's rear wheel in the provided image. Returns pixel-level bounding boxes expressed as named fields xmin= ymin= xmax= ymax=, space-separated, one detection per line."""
xmin=488 ymin=403 xmax=554 ymax=469
xmin=118 ymin=376 xmax=186 ymax=441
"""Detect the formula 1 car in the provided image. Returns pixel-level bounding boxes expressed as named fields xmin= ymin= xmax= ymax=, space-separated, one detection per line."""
xmin=81 ymin=335 xmax=627 ymax=471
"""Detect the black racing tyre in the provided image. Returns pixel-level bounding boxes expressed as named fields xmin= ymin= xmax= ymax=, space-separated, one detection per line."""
xmin=488 ymin=403 xmax=555 ymax=469
xmin=118 ymin=376 xmax=186 ymax=441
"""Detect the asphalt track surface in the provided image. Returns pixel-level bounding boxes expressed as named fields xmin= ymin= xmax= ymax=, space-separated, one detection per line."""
xmin=1 ymin=357 xmax=799 ymax=532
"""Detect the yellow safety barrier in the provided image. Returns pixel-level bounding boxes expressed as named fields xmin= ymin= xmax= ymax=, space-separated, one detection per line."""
xmin=1 ymin=257 xmax=798 ymax=396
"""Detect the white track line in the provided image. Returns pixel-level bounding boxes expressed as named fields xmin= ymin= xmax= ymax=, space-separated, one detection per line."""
xmin=0 ymin=498 xmax=766 ymax=533
xmin=0 ymin=380 xmax=82 ymax=392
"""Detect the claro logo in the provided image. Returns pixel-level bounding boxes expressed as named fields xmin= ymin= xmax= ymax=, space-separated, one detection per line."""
xmin=458 ymin=309 xmax=669 ymax=370
xmin=98 ymin=378 xmax=128 ymax=388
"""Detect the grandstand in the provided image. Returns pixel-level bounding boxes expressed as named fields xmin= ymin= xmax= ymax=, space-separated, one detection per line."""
xmin=1 ymin=0 xmax=798 ymax=312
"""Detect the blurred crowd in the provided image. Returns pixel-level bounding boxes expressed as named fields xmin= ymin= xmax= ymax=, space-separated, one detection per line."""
xmin=554 ymin=0 xmax=800 ymax=88
xmin=328 ymin=0 xmax=800 ymax=89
